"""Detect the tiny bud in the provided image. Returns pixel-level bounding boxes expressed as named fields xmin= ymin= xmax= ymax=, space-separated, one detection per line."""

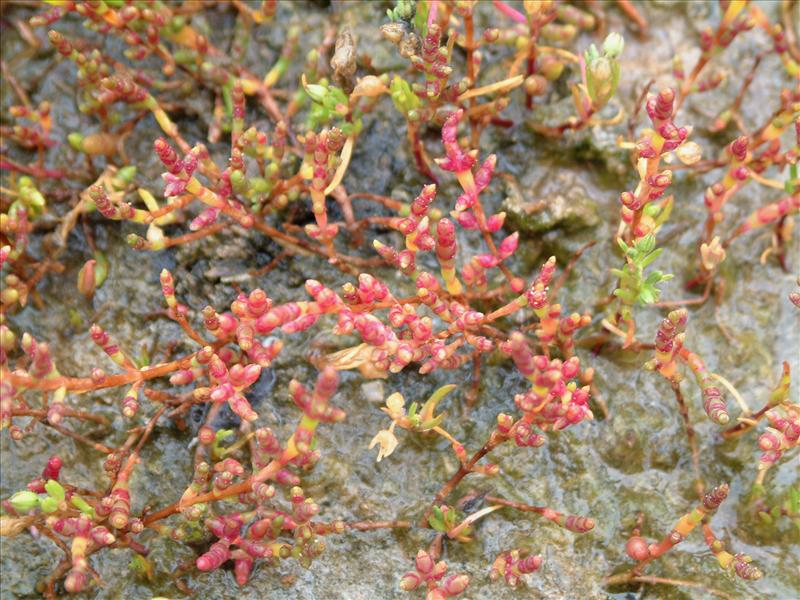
xmin=442 ymin=573 xmax=469 ymax=595
xmin=602 ymin=32 xmax=625 ymax=58
xmin=497 ymin=413 xmax=514 ymax=433
xmin=399 ymin=571 xmax=422 ymax=591
xmin=539 ymin=54 xmax=565 ymax=81
xmin=626 ymin=536 xmax=650 ymax=561
xmin=42 ymin=456 xmax=62 ymax=481
xmin=486 ymin=212 xmax=506 ymax=232
xmin=77 ymin=259 xmax=97 ymax=300
xmin=518 ymin=554 xmax=543 ymax=574
xmin=415 ymin=549 xmax=434 ymax=575
xmin=523 ymin=74 xmax=547 ymax=96
xmin=675 ymin=141 xmax=702 ymax=165
xmin=729 ymin=136 xmax=748 ymax=161
xmin=351 ymin=76 xmax=388 ymax=98
xmin=700 ymin=236 xmax=726 ymax=271
xmin=732 ymin=166 xmax=749 ymax=181
xmin=198 ymin=426 xmax=215 ymax=446
xmin=64 ymin=571 xmax=88 ymax=594
xmin=758 ymin=431 xmax=780 ymax=451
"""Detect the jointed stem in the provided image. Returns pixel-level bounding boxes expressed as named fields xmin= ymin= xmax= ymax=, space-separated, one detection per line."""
xmin=420 ymin=431 xmax=506 ymax=527
xmin=605 ymin=574 xmax=735 ymax=600
xmin=671 ymin=382 xmax=704 ymax=498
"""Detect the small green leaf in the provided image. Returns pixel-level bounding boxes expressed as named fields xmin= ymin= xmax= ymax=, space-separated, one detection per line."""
xmin=9 ymin=491 xmax=41 ymax=513
xmin=653 ymin=198 xmax=674 ymax=229
xmin=639 ymin=247 xmax=663 ymax=269
xmin=637 ymin=233 xmax=656 ymax=254
xmin=390 ymin=76 xmax=420 ymax=115
xmin=136 ymin=348 xmax=151 ymax=369
xmin=785 ymin=164 xmax=797 ymax=194
xmin=584 ymin=44 xmax=600 ymax=64
xmin=429 ymin=505 xmax=446 ymax=531
xmin=93 ymin=250 xmax=109 ymax=289
xmin=638 ymin=286 xmax=657 ymax=305
xmin=45 ymin=479 xmax=65 ymax=502
xmin=327 ymin=87 xmax=349 ymax=108
xmin=789 ymin=486 xmax=799 ymax=513
xmin=419 ymin=412 xmax=446 ymax=431
xmin=71 ymin=494 xmax=95 ymax=517
xmin=407 ymin=402 xmax=419 ymax=420
xmin=443 ymin=507 xmax=458 ymax=529
xmin=304 ymin=83 xmax=328 ymax=104
xmin=428 ymin=515 xmax=444 ymax=531
xmin=425 ymin=384 xmax=457 ymax=407
xmin=214 ymin=429 xmax=234 ymax=444
xmin=415 ymin=0 xmax=429 ymax=35
xmin=40 ymin=497 xmax=59 ymax=513
xmin=419 ymin=384 xmax=455 ymax=425
xmin=614 ymin=289 xmax=636 ymax=303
